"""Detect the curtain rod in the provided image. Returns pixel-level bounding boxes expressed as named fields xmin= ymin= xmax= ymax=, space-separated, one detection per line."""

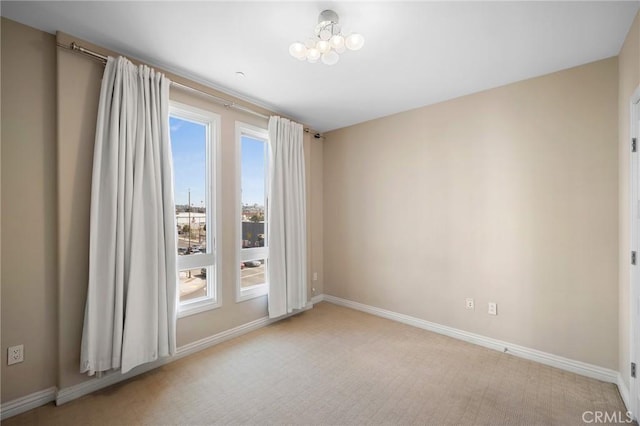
xmin=61 ymin=41 xmax=324 ymax=138
xmin=65 ymin=42 xmax=270 ymax=120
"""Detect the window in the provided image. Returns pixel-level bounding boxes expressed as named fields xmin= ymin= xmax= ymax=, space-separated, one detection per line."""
xmin=170 ymin=102 xmax=221 ymax=316
xmin=236 ymin=122 xmax=269 ymax=301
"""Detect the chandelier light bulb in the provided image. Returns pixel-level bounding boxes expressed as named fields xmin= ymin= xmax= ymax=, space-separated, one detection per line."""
xmin=289 ymin=42 xmax=307 ymax=60
xmin=345 ymin=33 xmax=365 ymax=51
xmin=306 ymin=47 xmax=321 ymax=62
xmin=316 ymin=40 xmax=331 ymax=54
xmin=321 ymin=50 xmax=340 ymax=66
xmin=330 ymin=34 xmax=344 ymax=50
xmin=289 ymin=10 xmax=363 ymax=65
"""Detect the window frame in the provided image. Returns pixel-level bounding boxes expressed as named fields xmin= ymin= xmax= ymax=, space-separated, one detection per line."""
xmin=170 ymin=101 xmax=222 ymax=317
xmin=235 ymin=121 xmax=270 ymax=302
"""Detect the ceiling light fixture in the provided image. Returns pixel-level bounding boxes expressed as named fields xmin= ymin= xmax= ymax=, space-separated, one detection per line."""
xmin=289 ymin=9 xmax=364 ymax=66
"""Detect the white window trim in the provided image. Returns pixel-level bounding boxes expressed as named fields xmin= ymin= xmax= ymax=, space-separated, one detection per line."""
xmin=171 ymin=101 xmax=222 ymax=317
xmin=235 ymin=121 xmax=269 ymax=302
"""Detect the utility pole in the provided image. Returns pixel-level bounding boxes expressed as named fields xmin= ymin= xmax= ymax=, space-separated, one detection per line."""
xmin=199 ymin=200 xmax=203 ymax=244
xmin=188 ymin=188 xmax=191 ymax=251
xmin=188 ymin=188 xmax=191 ymax=278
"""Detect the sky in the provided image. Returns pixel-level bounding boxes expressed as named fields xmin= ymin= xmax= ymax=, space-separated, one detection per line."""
xmin=170 ymin=116 xmax=266 ymax=207
xmin=241 ymin=136 xmax=267 ymax=207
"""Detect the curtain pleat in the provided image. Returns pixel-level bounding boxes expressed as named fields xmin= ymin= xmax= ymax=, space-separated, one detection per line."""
xmin=81 ymin=56 xmax=177 ymax=376
xmin=267 ymin=116 xmax=307 ymax=318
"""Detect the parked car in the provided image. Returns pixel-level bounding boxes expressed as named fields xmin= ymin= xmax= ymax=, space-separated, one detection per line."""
xmin=244 ymin=260 xmax=262 ymax=268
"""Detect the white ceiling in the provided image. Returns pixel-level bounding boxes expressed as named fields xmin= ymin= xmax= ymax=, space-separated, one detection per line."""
xmin=2 ymin=1 xmax=638 ymax=132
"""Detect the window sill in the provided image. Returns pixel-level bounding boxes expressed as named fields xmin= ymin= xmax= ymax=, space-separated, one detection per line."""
xmin=178 ymin=298 xmax=221 ymax=318
xmin=236 ymin=284 xmax=268 ymax=303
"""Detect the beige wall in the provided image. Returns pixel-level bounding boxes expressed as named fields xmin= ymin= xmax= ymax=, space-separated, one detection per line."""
xmin=1 ymin=19 xmax=59 ymax=401
xmin=619 ymin=11 xmax=640 ymax=392
xmin=1 ymin=18 xmax=323 ymax=401
xmin=324 ymin=57 xmax=619 ymax=369
xmin=310 ymin=137 xmax=324 ymax=296
xmin=56 ymin=33 xmax=105 ymax=391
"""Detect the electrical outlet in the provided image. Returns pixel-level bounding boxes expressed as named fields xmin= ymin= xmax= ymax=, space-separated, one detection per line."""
xmin=312 ymin=272 xmax=318 ymax=281
xmin=465 ymin=298 xmax=474 ymax=309
xmin=7 ymin=345 xmax=24 ymax=365
xmin=488 ymin=302 xmax=497 ymax=316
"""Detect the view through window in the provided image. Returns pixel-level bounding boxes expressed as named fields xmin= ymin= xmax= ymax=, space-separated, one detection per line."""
xmin=170 ymin=104 xmax=219 ymax=314
xmin=237 ymin=123 xmax=269 ymax=300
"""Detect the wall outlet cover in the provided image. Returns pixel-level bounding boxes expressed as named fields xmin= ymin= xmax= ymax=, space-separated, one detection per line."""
xmin=488 ymin=302 xmax=498 ymax=316
xmin=465 ymin=298 xmax=474 ymax=309
xmin=8 ymin=344 xmax=24 ymax=365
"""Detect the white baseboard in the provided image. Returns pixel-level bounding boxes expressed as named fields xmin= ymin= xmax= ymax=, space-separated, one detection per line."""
xmin=618 ymin=373 xmax=631 ymax=412
xmin=176 ymin=316 xmax=271 ymax=358
xmin=311 ymin=293 xmax=325 ymax=305
xmin=0 ymin=387 xmax=56 ymax=420
xmin=55 ymin=354 xmax=174 ymax=406
xmin=322 ymin=294 xmax=619 ymax=384
xmin=176 ymin=303 xmax=311 ymax=358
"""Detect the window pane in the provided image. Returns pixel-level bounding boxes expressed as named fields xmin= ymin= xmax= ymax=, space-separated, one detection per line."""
xmin=171 ymin=116 xmax=208 ymax=257
xmin=241 ymin=259 xmax=265 ymax=288
xmin=171 ymin=104 xmax=220 ymax=314
xmin=236 ymin=125 xmax=269 ymax=301
xmin=240 ymin=136 xmax=266 ymax=248
xmin=179 ymin=268 xmax=208 ymax=302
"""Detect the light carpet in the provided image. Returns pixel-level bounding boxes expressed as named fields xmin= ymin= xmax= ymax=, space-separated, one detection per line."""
xmin=3 ymin=302 xmax=629 ymax=425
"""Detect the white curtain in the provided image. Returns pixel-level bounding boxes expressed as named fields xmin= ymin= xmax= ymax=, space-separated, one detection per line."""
xmin=81 ymin=56 xmax=178 ymax=375
xmin=267 ymin=116 xmax=307 ymax=318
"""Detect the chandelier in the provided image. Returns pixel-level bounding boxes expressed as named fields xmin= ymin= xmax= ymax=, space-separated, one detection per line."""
xmin=289 ymin=10 xmax=365 ymax=65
